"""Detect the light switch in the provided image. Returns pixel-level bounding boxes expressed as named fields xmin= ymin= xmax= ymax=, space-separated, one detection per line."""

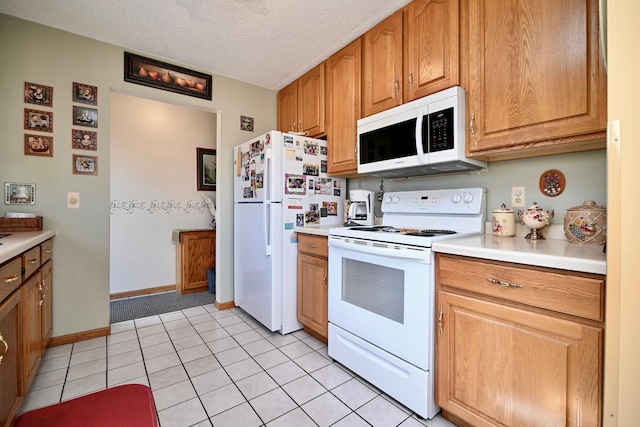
xmin=67 ymin=192 xmax=80 ymax=209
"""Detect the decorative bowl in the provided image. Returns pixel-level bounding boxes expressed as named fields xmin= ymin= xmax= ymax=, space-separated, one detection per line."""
xmin=518 ymin=202 xmax=554 ymax=240
xmin=564 ymin=200 xmax=606 ymax=245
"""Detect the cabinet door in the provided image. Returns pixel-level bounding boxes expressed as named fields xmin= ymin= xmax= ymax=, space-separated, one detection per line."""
xmin=465 ymin=0 xmax=606 ymax=157
xmin=298 ymin=63 xmax=326 ymax=137
xmin=179 ymin=232 xmax=215 ymax=294
xmin=22 ymin=272 xmax=42 ymax=393
xmin=436 ymin=290 xmax=602 ymax=427
xmin=326 ymin=38 xmax=361 ymax=177
xmin=0 ymin=291 xmax=21 ymax=427
xmin=404 ymin=0 xmax=459 ymax=101
xmin=40 ymin=260 xmax=53 ymax=348
xmin=297 ymin=253 xmax=328 ymax=340
xmin=362 ymin=10 xmax=404 ymax=117
xmin=277 ymin=81 xmax=298 ymax=133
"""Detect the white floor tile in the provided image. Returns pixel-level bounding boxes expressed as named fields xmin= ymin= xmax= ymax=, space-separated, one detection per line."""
xmin=152 ymin=379 xmax=197 ymax=411
xmin=249 ymin=387 xmax=297 ymax=423
xmin=331 ymin=412 xmax=372 ymax=427
xmin=109 ymin=320 xmax=135 ymax=334
xmin=148 ymin=365 xmax=189 ymax=390
xmin=19 ymin=384 xmax=63 ymax=414
xmin=293 ymin=350 xmax=332 ymax=373
xmin=30 ymin=368 xmax=67 ymax=391
xmin=41 ymin=344 xmax=72 ymax=360
xmin=37 ymin=354 xmax=70 ymax=374
xmin=302 ymin=391 xmax=352 ymax=427
xmin=145 ymin=352 xmax=182 ymax=374
xmin=66 ymin=358 xmax=106 ymax=382
xmin=183 ymin=354 xmax=221 ymax=378
xmin=200 ymin=327 xmax=230 ymax=343
xmin=253 ymin=348 xmax=289 ymax=370
xmin=61 ymin=372 xmax=106 ymax=401
xmin=224 ymin=321 xmax=253 ymax=335
xmin=107 ymin=338 xmax=141 ymax=357
xmin=106 ymin=329 xmax=138 ymax=344
xmin=332 ymin=377 xmax=379 ymax=410
xmin=177 ymin=343 xmax=212 ymax=363
xmin=107 ymin=361 xmax=147 ymax=387
xmin=310 ymin=363 xmax=353 ymax=389
xmin=224 ymin=357 xmax=262 ymax=382
xmin=191 ymin=367 xmax=232 ymax=395
xmin=266 ymin=360 xmax=307 ymax=386
xmin=107 ymin=348 xmax=143 ymax=370
xmin=214 ymin=346 xmax=250 ymax=366
xmin=266 ymin=407 xmax=317 ymax=427
xmin=72 ymin=337 xmax=105 ymax=353
xmin=159 ymin=311 xmax=186 ymax=323
xmin=281 ymin=374 xmax=326 ymax=405
xmin=210 ymin=401 xmax=263 ymax=427
xmin=69 ymin=347 xmax=105 ymax=366
xmin=234 ymin=371 xmax=279 ymax=400
xmin=134 ymin=315 xmax=162 ymax=328
xmin=206 ymin=336 xmax=239 ymax=353
xmin=136 ymin=323 xmax=166 ymax=338
xmin=357 ymin=395 xmax=411 ymax=427
xmin=199 ymin=383 xmax=246 ymax=416
xmin=139 ymin=331 xmax=171 ymax=348
xmin=242 ymin=337 xmax=276 ymax=357
xmin=142 ymin=341 xmax=176 ymax=360
xmin=157 ymin=397 xmax=208 ymax=427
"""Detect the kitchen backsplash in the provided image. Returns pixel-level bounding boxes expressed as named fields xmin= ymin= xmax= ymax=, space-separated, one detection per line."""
xmin=347 ymin=149 xmax=606 ymax=225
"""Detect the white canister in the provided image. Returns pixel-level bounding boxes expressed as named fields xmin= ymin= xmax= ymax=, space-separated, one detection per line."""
xmin=492 ymin=204 xmax=516 ymax=236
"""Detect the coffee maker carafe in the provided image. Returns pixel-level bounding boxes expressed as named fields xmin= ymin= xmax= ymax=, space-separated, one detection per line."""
xmin=348 ymin=189 xmax=375 ymax=226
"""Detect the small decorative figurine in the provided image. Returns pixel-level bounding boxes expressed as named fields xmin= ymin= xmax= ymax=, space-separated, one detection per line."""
xmin=518 ymin=202 xmax=554 ymax=240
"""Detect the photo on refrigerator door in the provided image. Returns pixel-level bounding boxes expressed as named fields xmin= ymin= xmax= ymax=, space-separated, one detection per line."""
xmin=285 ymin=174 xmax=306 ymax=195
xmin=303 ymin=139 xmax=319 ymax=155
xmin=315 ymin=178 xmax=332 ymax=195
xmin=323 ymin=201 xmax=338 ymax=216
xmin=305 ymin=204 xmax=320 ymax=225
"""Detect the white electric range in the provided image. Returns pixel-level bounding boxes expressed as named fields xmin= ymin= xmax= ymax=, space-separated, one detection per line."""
xmin=327 ymin=187 xmax=486 ymax=419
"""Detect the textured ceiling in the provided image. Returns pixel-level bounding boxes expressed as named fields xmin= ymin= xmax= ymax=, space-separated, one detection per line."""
xmin=0 ymin=0 xmax=412 ymax=91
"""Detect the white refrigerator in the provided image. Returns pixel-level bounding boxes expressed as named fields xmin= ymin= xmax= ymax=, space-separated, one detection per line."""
xmin=234 ymin=131 xmax=346 ymax=334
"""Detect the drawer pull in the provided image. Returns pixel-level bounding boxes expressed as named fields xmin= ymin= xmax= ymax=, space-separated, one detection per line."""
xmin=44 ymin=248 xmax=52 ymax=253
xmin=323 ymin=271 xmax=327 ymax=290
xmin=487 ymin=277 xmax=524 ymax=288
xmin=3 ymin=274 xmax=19 ymax=284
xmin=0 ymin=333 xmax=8 ymax=365
xmin=29 ymin=258 xmax=39 ymax=265
xmin=307 ymin=243 xmax=317 ymax=249
xmin=438 ymin=307 xmax=444 ymax=335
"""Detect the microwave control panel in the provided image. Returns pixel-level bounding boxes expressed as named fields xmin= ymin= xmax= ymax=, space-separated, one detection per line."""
xmin=427 ymin=107 xmax=454 ymax=152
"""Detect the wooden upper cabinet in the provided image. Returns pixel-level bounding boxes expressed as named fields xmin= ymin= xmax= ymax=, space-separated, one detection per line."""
xmin=327 ymin=38 xmax=362 ymax=177
xmin=277 ymin=63 xmax=326 ymax=137
xmin=362 ymin=10 xmax=404 ymax=117
xmin=404 ymin=0 xmax=459 ymax=101
xmin=464 ymin=0 xmax=607 ymax=159
xmin=277 ymin=81 xmax=297 ymax=134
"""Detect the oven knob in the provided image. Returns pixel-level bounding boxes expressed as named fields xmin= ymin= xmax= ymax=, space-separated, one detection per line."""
xmin=384 ymin=195 xmax=392 ymax=204
xmin=392 ymin=195 xmax=400 ymax=204
xmin=452 ymin=193 xmax=462 ymax=204
xmin=463 ymin=193 xmax=474 ymax=204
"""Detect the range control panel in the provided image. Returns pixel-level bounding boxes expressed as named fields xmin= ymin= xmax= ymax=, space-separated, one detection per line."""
xmin=382 ymin=188 xmax=486 ymax=214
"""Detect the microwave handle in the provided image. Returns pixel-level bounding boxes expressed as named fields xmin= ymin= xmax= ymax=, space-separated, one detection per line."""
xmin=415 ymin=107 xmax=428 ymax=163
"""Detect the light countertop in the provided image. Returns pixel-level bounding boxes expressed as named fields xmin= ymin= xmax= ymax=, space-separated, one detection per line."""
xmin=293 ymin=225 xmax=336 ymax=237
xmin=0 ymin=230 xmax=56 ymax=264
xmin=432 ymin=234 xmax=606 ymax=275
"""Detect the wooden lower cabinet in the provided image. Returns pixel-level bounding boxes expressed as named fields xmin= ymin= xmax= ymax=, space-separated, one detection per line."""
xmin=40 ymin=260 xmax=53 ymax=348
xmin=22 ymin=272 xmax=42 ymax=393
xmin=0 ymin=291 xmax=21 ymax=427
xmin=297 ymin=234 xmax=328 ymax=342
xmin=176 ymin=230 xmax=216 ymax=294
xmin=436 ymin=254 xmax=603 ymax=427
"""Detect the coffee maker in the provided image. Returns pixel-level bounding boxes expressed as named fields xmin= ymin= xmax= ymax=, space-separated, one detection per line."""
xmin=347 ymin=189 xmax=375 ymax=226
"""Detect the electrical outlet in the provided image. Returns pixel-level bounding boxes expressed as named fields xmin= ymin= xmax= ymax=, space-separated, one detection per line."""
xmin=67 ymin=192 xmax=80 ymax=209
xmin=512 ymin=186 xmax=525 ymax=208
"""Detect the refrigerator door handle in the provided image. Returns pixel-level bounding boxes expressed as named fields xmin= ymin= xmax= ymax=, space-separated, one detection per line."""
xmin=264 ymin=202 xmax=272 ymax=256
xmin=264 ymin=148 xmax=272 ymax=202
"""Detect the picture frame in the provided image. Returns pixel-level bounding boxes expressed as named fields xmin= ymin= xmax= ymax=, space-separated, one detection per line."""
xmin=24 ymin=82 xmax=53 ymax=107
xmin=73 ymin=106 xmax=98 ymax=128
xmin=24 ymin=134 xmax=54 ymax=157
xmin=24 ymin=108 xmax=53 ymax=132
xmin=72 ymin=129 xmax=97 ymax=150
xmin=4 ymin=182 xmax=36 ymax=205
xmin=197 ymin=148 xmax=216 ymax=191
xmin=72 ymin=154 xmax=98 ymax=176
xmin=72 ymin=82 xmax=98 ymax=105
xmin=240 ymin=115 xmax=254 ymax=132
xmin=124 ymin=52 xmax=213 ymax=100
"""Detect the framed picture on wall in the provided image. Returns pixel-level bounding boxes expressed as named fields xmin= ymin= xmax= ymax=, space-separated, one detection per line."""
xmin=72 ymin=129 xmax=98 ymax=150
xmin=24 ymin=108 xmax=53 ymax=132
xmin=72 ymin=106 xmax=98 ymax=128
xmin=197 ymin=148 xmax=216 ymax=191
xmin=4 ymin=182 xmax=36 ymax=205
xmin=24 ymin=134 xmax=53 ymax=157
xmin=72 ymin=154 xmax=98 ymax=175
xmin=24 ymin=82 xmax=53 ymax=107
xmin=72 ymin=82 xmax=98 ymax=105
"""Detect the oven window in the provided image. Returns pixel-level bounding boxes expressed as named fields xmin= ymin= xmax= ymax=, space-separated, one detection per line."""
xmin=342 ymin=259 xmax=404 ymax=324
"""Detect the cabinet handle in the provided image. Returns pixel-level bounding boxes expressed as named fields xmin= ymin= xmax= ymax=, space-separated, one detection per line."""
xmin=323 ymin=271 xmax=327 ymax=290
xmin=487 ymin=277 xmax=524 ymax=288
xmin=0 ymin=333 xmax=8 ymax=365
xmin=28 ymin=258 xmax=39 ymax=265
xmin=306 ymin=243 xmax=317 ymax=248
xmin=44 ymin=248 xmax=52 ymax=254
xmin=394 ymin=77 xmax=400 ymax=94
xmin=469 ymin=113 xmax=476 ymax=137
xmin=438 ymin=307 xmax=444 ymax=335
xmin=3 ymin=274 xmax=19 ymax=284
xmin=291 ymin=121 xmax=296 ymax=131
xmin=408 ymin=71 xmax=414 ymax=88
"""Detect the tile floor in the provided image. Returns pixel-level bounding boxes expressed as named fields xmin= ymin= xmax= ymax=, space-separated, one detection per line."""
xmin=20 ymin=304 xmax=457 ymax=427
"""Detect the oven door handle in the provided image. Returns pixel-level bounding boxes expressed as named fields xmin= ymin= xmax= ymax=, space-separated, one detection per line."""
xmin=329 ymin=238 xmax=429 ymax=261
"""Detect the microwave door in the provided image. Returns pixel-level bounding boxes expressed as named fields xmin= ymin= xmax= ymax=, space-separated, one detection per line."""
xmin=415 ymin=107 xmax=428 ymax=164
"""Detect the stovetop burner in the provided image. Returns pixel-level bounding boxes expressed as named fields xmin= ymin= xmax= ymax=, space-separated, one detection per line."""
xmin=349 ymin=226 xmax=457 ymax=236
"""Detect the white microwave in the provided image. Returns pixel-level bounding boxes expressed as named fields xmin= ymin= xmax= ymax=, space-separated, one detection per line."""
xmin=357 ymin=86 xmax=486 ymax=178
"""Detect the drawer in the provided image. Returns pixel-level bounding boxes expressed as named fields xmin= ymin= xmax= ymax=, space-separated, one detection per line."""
xmin=436 ymin=254 xmax=605 ymax=321
xmin=0 ymin=257 xmax=22 ymax=303
xmin=298 ymin=234 xmax=328 ymax=258
xmin=41 ymin=238 xmax=53 ymax=264
xmin=22 ymin=246 xmax=41 ymax=280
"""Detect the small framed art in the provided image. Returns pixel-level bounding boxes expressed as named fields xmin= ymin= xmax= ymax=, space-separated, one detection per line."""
xmin=197 ymin=148 xmax=216 ymax=191
xmin=72 ymin=129 xmax=97 ymax=150
xmin=72 ymin=106 xmax=98 ymax=128
xmin=4 ymin=182 xmax=36 ymax=205
xmin=72 ymin=82 xmax=98 ymax=105
xmin=72 ymin=154 xmax=98 ymax=175
xmin=24 ymin=134 xmax=53 ymax=157
xmin=24 ymin=108 xmax=53 ymax=132
xmin=24 ymin=82 xmax=53 ymax=107
xmin=124 ymin=52 xmax=213 ymax=100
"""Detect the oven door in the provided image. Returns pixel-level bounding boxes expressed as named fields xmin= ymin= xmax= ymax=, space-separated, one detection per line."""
xmin=328 ymin=236 xmax=435 ymax=369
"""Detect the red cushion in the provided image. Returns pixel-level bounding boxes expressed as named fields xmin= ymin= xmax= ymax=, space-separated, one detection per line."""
xmin=15 ymin=384 xmax=158 ymax=427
